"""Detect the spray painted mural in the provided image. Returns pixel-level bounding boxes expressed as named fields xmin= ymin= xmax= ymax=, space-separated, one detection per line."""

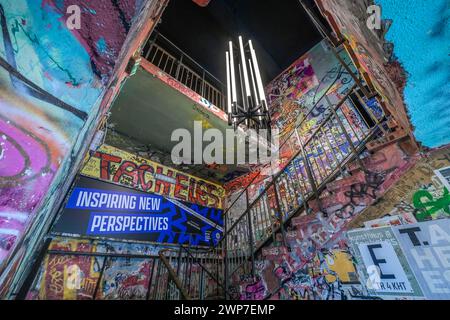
xmin=349 ymin=145 xmax=450 ymax=228
xmin=26 ymin=237 xmax=221 ymax=300
xmin=81 ymin=144 xmax=225 ymax=209
xmin=316 ymin=0 xmax=417 ymax=151
xmin=228 ymin=140 xmax=424 ymax=300
xmin=0 ymin=0 xmax=150 ymax=284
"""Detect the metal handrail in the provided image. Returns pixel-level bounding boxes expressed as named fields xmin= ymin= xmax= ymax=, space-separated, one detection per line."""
xmin=177 ymin=47 xmax=377 ymax=281
xmin=158 ymin=245 xmax=230 ymax=300
xmin=143 ymin=31 xmax=226 ymax=110
xmin=179 ymin=246 xmax=231 ymax=298
xmin=178 ymin=87 xmax=385 ymax=295
xmin=153 ymin=31 xmax=225 ymax=88
xmin=143 ymin=31 xmax=386 ymax=298
xmin=222 ymin=83 xmax=358 ymax=240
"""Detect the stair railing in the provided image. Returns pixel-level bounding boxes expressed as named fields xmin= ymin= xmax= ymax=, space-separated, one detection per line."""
xmin=157 ymin=242 xmax=233 ymax=300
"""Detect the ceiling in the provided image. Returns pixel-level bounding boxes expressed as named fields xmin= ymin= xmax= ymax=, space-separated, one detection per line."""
xmin=108 ymin=66 xmax=251 ymax=184
xmin=156 ymin=0 xmax=322 ymax=83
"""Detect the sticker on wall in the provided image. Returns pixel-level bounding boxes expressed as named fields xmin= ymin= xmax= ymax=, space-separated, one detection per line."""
xmin=52 ymin=176 xmax=223 ymax=247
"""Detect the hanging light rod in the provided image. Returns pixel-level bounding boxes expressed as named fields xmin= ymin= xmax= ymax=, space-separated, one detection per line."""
xmin=225 ymin=36 xmax=271 ymax=131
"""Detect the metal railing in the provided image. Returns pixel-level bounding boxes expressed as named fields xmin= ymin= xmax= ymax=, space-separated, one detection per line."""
xmin=25 ymin=242 xmax=230 ymax=300
xmin=26 ymin=249 xmax=177 ymax=300
xmin=158 ymin=245 xmax=231 ymax=300
xmin=142 ymin=31 xmax=226 ymax=111
xmin=131 ymin=2 xmax=390 ymax=299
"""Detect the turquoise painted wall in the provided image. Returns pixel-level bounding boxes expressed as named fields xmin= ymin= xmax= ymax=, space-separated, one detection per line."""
xmin=377 ymin=0 xmax=450 ymax=148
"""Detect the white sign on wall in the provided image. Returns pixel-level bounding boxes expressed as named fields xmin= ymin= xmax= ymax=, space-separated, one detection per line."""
xmin=347 ymin=226 xmax=424 ymax=299
xmin=358 ymin=241 xmax=413 ymax=294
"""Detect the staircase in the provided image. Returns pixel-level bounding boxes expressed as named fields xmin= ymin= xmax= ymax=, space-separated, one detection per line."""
xmin=155 ymin=5 xmax=400 ymax=297
xmin=156 ymin=76 xmax=396 ymax=300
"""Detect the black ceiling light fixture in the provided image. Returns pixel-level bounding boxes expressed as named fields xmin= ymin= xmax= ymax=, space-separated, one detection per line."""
xmin=225 ymin=36 xmax=271 ymax=132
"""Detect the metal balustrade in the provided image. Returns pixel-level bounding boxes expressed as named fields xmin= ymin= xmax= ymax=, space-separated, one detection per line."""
xmin=24 ymin=29 xmax=390 ymax=300
xmin=158 ymin=245 xmax=229 ymax=300
xmin=25 ymin=241 xmax=229 ymax=300
xmin=142 ymin=31 xmax=226 ymax=111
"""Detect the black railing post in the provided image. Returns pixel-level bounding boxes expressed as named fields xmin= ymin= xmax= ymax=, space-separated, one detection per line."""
xmin=175 ymin=54 xmax=184 ymax=80
xmin=299 ymin=137 xmax=323 ymax=213
xmin=272 ymin=180 xmax=287 ymax=246
xmin=153 ymin=260 xmax=162 ymax=299
xmin=145 ymin=258 xmax=156 ymax=300
xmin=224 ymin=207 xmax=229 ymax=300
xmin=176 ymin=245 xmax=182 ymax=277
xmin=199 ymin=266 xmax=205 ymax=300
xmin=201 ymin=70 xmax=206 ymax=98
xmin=245 ymin=189 xmax=256 ymax=278
xmin=144 ymin=32 xmax=159 ymax=60
xmin=15 ymin=236 xmax=52 ymax=300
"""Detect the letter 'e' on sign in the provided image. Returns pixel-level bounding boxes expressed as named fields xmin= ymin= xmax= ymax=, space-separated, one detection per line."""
xmin=358 ymin=241 xmax=414 ymax=294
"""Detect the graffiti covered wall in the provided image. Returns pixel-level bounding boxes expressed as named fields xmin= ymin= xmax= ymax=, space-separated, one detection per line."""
xmin=220 ymin=0 xmax=450 ymax=300
xmin=231 ymin=143 xmax=450 ymax=300
xmin=25 ymin=237 xmax=164 ymax=300
xmin=229 ymin=140 xmax=421 ymax=300
xmin=349 ymin=145 xmax=450 ymax=227
xmin=81 ymin=144 xmax=225 ymax=209
xmin=26 ymin=237 xmax=221 ymax=300
xmin=0 ymin=0 xmax=162 ymax=295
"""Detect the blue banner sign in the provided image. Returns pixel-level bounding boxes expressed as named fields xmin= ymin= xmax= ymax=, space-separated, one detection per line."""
xmin=52 ymin=176 xmax=223 ymax=246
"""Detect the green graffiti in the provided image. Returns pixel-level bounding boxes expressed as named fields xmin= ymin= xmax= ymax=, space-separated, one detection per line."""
xmin=412 ymin=187 xmax=450 ymax=221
